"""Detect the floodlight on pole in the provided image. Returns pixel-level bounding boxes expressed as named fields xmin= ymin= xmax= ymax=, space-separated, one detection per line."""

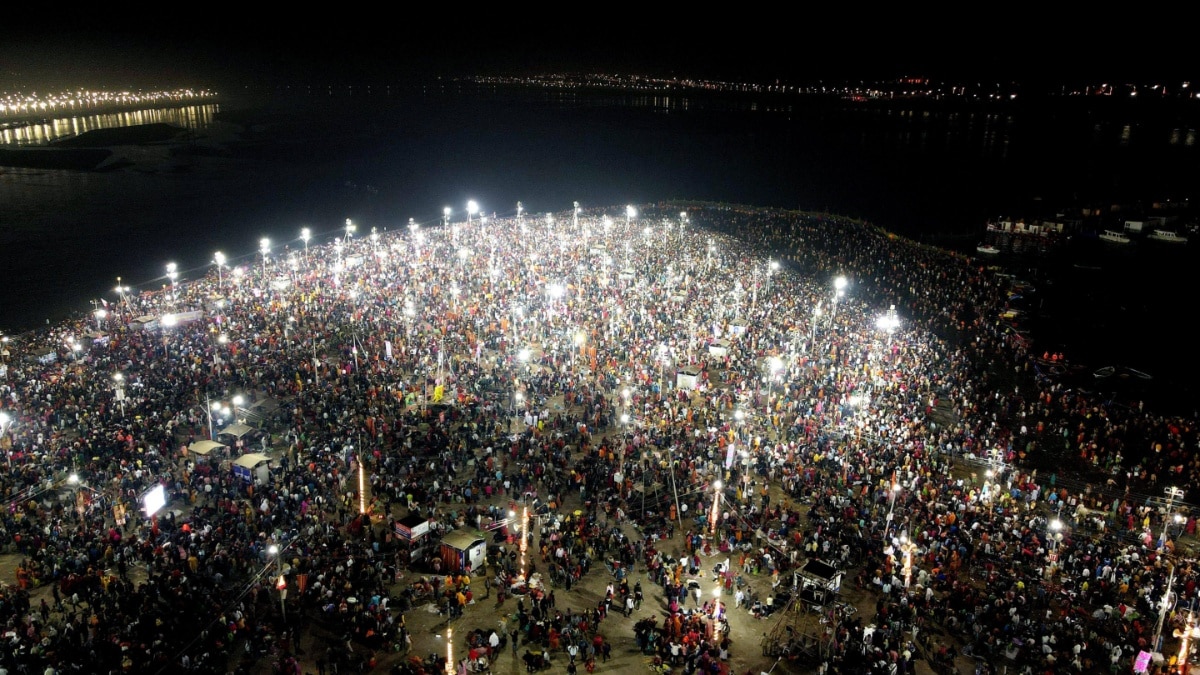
xmin=210 ymin=252 xmax=226 ymax=287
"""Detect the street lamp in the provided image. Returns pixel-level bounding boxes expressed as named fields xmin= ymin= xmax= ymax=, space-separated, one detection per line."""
xmin=113 ymin=373 xmax=126 ymax=417
xmin=573 ymin=201 xmax=580 ymax=229
xmin=344 ymin=218 xmax=356 ymax=241
xmin=259 ymin=238 xmax=270 ymax=276
xmin=657 ymin=344 xmax=669 ymax=397
xmin=876 ymin=305 xmax=900 ymax=349
xmin=213 ymin=251 xmax=226 ymax=287
xmin=165 ymin=262 xmax=178 ymax=306
xmin=899 ymin=533 xmax=917 ymax=590
xmin=767 ymin=356 xmax=783 ymax=414
xmin=573 ymin=331 xmax=586 ymax=366
xmin=467 ymin=200 xmax=479 ymax=225
xmin=710 ymin=480 xmax=723 ymax=534
xmin=516 ymin=201 xmax=524 ymax=224
xmin=268 ymin=544 xmax=286 ymax=621
xmin=626 ymin=204 xmax=637 ymax=227
xmin=0 ymin=412 xmax=13 ymax=467
xmin=830 ymin=275 xmax=848 ymax=323
xmin=1047 ymin=518 xmax=1063 ymax=577
xmin=443 ymin=207 xmax=451 ymax=228
xmin=300 ymin=228 xmax=310 ymax=258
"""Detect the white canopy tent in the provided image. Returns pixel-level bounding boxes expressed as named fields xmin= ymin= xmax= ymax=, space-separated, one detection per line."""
xmin=187 ymin=440 xmax=227 ymax=457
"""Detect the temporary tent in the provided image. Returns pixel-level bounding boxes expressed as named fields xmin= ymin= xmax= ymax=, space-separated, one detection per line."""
xmin=187 ymin=440 xmax=227 ymax=457
xmin=219 ymin=423 xmax=256 ymax=440
xmin=232 ymin=453 xmax=272 ymax=484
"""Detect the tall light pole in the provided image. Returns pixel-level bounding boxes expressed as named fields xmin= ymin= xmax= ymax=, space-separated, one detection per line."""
xmin=1047 ymin=518 xmax=1063 ymax=577
xmin=0 ymin=412 xmax=13 ymax=468
xmin=213 ymin=251 xmax=226 ymax=287
xmin=300 ymin=228 xmax=311 ymax=259
xmin=709 ymin=480 xmax=723 ymax=534
xmin=344 ymin=218 xmax=356 ymax=241
xmin=626 ymin=204 xmax=637 ymax=228
xmin=516 ymin=201 xmax=524 ymax=225
xmin=113 ymin=373 xmax=126 ymax=418
xmin=658 ymin=344 xmax=669 ymax=397
xmin=767 ymin=356 xmax=783 ymax=416
xmin=259 ymin=238 xmax=270 ymax=277
xmin=268 ymin=544 xmax=286 ymax=622
xmin=573 ymin=201 xmax=580 ymax=229
xmin=830 ymin=275 xmax=848 ymax=324
xmin=443 ymin=207 xmax=451 ymax=228
xmin=467 ymin=200 xmax=479 ymax=225
xmin=166 ymin=262 xmax=178 ymax=308
xmin=876 ymin=305 xmax=899 ymax=350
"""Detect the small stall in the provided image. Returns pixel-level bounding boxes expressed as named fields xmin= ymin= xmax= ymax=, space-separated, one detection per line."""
xmin=232 ymin=453 xmax=272 ymax=485
xmin=395 ymin=513 xmax=434 ymax=565
xmin=439 ymin=529 xmax=487 ymax=574
xmin=708 ymin=339 xmax=731 ymax=358
xmin=795 ymin=558 xmax=843 ymax=608
xmin=187 ymin=440 xmax=227 ymax=461
xmin=27 ymin=347 xmax=58 ymax=364
xmin=675 ymin=365 xmax=703 ymax=390
xmin=395 ymin=513 xmax=432 ymax=542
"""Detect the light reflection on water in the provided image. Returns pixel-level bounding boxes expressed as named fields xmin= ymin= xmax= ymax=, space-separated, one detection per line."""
xmin=0 ymin=105 xmax=220 ymax=146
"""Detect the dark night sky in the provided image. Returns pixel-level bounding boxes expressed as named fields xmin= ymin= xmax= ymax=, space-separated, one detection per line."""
xmin=1 ymin=14 xmax=1195 ymax=92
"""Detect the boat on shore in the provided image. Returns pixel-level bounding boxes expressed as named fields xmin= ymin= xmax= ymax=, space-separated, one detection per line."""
xmin=1098 ymin=229 xmax=1132 ymax=244
xmin=1147 ymin=229 xmax=1188 ymax=244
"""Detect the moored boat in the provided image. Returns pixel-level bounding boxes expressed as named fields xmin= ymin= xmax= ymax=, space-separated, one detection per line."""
xmin=1098 ymin=230 xmax=1132 ymax=244
xmin=1147 ymin=229 xmax=1188 ymax=243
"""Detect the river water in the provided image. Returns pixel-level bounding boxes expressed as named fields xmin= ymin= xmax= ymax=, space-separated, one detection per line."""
xmin=1 ymin=85 xmax=1198 ymax=409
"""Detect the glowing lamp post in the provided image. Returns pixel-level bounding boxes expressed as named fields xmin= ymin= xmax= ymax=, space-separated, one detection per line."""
xmin=876 ymin=305 xmax=900 ymax=349
xmin=1048 ymin=518 xmax=1063 ymax=577
xmin=573 ymin=201 xmax=580 ymax=229
xmin=300 ymin=228 xmax=310 ymax=258
xmin=767 ymin=356 xmax=783 ymax=414
xmin=213 ymin=251 xmax=226 ymax=286
xmin=443 ymin=207 xmax=451 ymax=228
xmin=467 ymin=200 xmax=479 ymax=225
xmin=626 ymin=204 xmax=637 ymax=227
xmin=710 ymin=480 xmax=723 ymax=534
xmin=259 ymin=238 xmax=270 ymax=276
xmin=0 ymin=412 xmax=12 ymax=468
xmin=269 ymin=544 xmax=287 ymax=621
xmin=344 ymin=218 xmax=356 ymax=240
xmin=165 ymin=262 xmax=178 ymax=308
xmin=573 ymin=331 xmax=586 ymax=366
xmin=113 ymin=373 xmax=126 ymax=417
xmin=830 ymin=275 xmax=848 ymax=323
xmin=900 ymin=533 xmax=917 ymax=590
xmin=516 ymin=201 xmax=524 ymax=224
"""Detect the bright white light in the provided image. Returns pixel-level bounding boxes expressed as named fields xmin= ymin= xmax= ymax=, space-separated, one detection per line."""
xmin=467 ymin=200 xmax=479 ymax=216
xmin=142 ymin=484 xmax=166 ymax=517
xmin=300 ymin=228 xmax=310 ymax=242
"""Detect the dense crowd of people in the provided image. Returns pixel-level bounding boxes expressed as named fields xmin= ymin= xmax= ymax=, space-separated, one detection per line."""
xmin=0 ymin=200 xmax=1196 ymax=675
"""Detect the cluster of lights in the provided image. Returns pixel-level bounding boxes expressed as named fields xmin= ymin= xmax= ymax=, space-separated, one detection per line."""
xmin=0 ymin=89 xmax=216 ymax=118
